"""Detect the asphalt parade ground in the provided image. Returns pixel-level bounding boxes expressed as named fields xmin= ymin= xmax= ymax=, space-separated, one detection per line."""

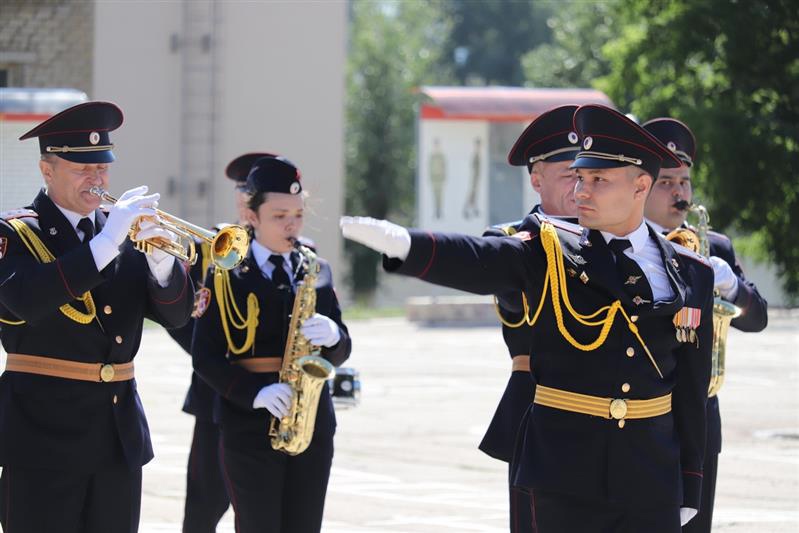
xmin=2 ymin=312 xmax=797 ymax=532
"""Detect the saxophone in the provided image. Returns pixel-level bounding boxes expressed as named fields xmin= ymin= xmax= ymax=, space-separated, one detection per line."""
xmin=269 ymin=241 xmax=335 ymax=455
xmin=666 ymin=202 xmax=741 ymax=397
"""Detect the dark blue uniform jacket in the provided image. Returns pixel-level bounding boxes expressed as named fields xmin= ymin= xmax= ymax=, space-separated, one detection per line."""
xmin=0 ymin=190 xmax=193 ymax=472
xmin=384 ymin=214 xmax=714 ymax=509
xmin=191 ymin=248 xmax=351 ymax=439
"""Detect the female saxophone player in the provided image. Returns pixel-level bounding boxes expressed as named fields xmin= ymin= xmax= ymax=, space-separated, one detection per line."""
xmin=192 ymin=155 xmax=351 ymax=533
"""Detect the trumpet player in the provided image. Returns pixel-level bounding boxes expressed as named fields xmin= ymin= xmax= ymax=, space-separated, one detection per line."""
xmin=0 ymin=101 xmax=193 ymax=533
xmin=192 ymin=155 xmax=351 ymax=533
xmin=643 ymin=117 xmax=768 ymax=533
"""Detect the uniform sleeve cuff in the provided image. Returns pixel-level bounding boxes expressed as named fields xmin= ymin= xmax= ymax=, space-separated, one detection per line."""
xmin=89 ymin=233 xmax=120 ymax=271
xmin=682 ymin=471 xmax=703 ymax=510
xmin=382 ymin=230 xmax=436 ymax=277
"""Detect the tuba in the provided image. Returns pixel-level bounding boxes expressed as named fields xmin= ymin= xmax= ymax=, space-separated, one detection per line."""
xmin=90 ymin=187 xmax=249 ymax=270
xmin=269 ymin=241 xmax=335 ymax=455
xmin=666 ymin=202 xmax=741 ymax=397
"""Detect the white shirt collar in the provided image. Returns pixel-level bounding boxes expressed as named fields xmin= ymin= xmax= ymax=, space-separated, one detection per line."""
xmin=250 ymin=240 xmax=292 ymax=270
xmin=600 ymin=220 xmax=650 ymax=254
xmin=51 ymin=201 xmax=96 ymax=233
xmin=645 ymin=218 xmax=671 ymax=236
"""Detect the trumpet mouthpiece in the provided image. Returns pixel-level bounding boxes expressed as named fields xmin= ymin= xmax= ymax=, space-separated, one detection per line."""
xmin=89 ymin=186 xmax=105 ymax=197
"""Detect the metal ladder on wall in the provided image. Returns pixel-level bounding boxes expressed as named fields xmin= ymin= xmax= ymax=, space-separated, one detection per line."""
xmin=175 ymin=0 xmax=218 ymax=227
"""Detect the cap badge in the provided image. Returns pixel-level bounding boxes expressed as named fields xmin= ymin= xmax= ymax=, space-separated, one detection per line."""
xmin=568 ymin=132 xmax=579 ymax=145
xmin=289 ymin=182 xmax=301 ymax=194
xmin=583 ymin=136 xmax=593 ymax=150
xmin=89 ymin=132 xmax=100 ymax=145
xmin=667 ymin=141 xmax=677 ymax=152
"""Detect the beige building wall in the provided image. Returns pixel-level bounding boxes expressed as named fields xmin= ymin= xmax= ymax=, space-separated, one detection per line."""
xmin=93 ymin=1 xmax=347 ymax=288
xmin=0 ymin=0 xmax=93 ymax=93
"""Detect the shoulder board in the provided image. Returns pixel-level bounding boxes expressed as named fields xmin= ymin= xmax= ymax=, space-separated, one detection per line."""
xmin=1 ymin=208 xmax=38 ymax=221
xmin=670 ymin=242 xmax=711 ymax=268
xmin=536 ymin=214 xmax=583 ymax=236
xmin=491 ymin=218 xmax=524 ymax=236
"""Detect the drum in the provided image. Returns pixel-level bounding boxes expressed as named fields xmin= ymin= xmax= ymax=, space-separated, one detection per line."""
xmin=328 ymin=367 xmax=360 ymax=408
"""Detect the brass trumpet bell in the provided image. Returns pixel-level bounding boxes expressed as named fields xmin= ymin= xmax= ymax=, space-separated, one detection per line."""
xmin=90 ymin=187 xmax=249 ymax=270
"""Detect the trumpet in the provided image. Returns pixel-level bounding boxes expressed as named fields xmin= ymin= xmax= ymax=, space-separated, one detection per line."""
xmin=90 ymin=186 xmax=249 ymax=270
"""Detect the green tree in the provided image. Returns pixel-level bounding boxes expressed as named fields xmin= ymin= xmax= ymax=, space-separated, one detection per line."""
xmin=345 ymin=0 xmax=452 ymax=301
xmin=443 ymin=0 xmax=553 ymax=86
xmin=521 ymin=1 xmax=620 ymax=88
xmin=597 ymin=0 xmax=799 ymax=297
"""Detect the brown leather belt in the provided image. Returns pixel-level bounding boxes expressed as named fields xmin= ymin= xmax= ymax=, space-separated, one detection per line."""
xmin=534 ymin=384 xmax=671 ymax=425
xmin=512 ymin=355 xmax=530 ymax=372
xmin=4 ymin=353 xmax=134 ymax=383
xmin=233 ymin=357 xmax=282 ymax=373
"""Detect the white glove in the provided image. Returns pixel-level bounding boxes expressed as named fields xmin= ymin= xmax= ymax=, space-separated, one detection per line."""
xmin=90 ymin=186 xmax=159 ymax=271
xmin=340 ymin=216 xmax=411 ymax=260
xmin=710 ymin=256 xmax=739 ymax=300
xmin=301 ymin=313 xmax=341 ymax=347
xmin=252 ymin=383 xmax=293 ymax=418
xmin=136 ymin=219 xmax=177 ymax=287
xmin=680 ymin=507 xmax=698 ymax=526
xmin=98 ymin=186 xmax=160 ymax=246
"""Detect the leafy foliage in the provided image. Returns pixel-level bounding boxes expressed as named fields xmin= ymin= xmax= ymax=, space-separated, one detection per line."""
xmin=596 ymin=0 xmax=799 ymax=296
xmin=345 ymin=0 xmax=452 ymax=300
xmin=442 ymin=0 xmax=553 ymax=86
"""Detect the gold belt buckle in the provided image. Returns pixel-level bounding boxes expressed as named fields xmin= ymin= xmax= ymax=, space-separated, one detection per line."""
xmin=100 ymin=364 xmax=116 ymax=382
xmin=609 ymin=398 xmax=628 ymax=420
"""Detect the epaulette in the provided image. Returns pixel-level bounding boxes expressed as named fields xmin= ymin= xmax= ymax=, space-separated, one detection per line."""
xmin=1 ymin=208 xmax=38 ymax=221
xmin=536 ymin=213 xmax=583 ymax=236
xmin=670 ymin=242 xmax=711 ymax=268
xmin=491 ymin=218 xmax=524 ymax=236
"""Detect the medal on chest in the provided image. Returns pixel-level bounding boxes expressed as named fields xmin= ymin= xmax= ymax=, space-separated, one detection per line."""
xmin=673 ymin=307 xmax=701 ymax=345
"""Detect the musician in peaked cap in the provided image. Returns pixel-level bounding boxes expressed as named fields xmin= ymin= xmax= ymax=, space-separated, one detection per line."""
xmin=480 ymin=104 xmax=580 ymax=533
xmin=643 ymin=117 xmax=768 ymax=533
xmin=172 ymin=152 xmax=273 ymax=533
xmin=192 ymin=155 xmax=351 ymax=533
xmin=342 ymin=104 xmax=715 ymax=532
xmin=0 ymin=101 xmax=193 ymax=533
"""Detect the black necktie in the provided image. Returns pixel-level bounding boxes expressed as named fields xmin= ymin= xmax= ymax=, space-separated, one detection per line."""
xmin=608 ymin=239 xmax=653 ymax=307
xmin=268 ymin=254 xmax=291 ymax=290
xmin=77 ymin=217 xmax=95 ymax=243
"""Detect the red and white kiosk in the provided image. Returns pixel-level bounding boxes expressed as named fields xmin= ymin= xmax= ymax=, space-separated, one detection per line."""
xmin=416 ymin=86 xmax=613 ymax=235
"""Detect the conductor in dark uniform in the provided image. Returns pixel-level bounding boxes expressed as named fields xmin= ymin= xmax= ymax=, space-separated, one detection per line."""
xmin=192 ymin=155 xmax=351 ymax=533
xmin=642 ymin=117 xmax=769 ymax=533
xmin=0 ymin=101 xmax=194 ymax=533
xmin=480 ymin=104 xmax=580 ymax=533
xmin=342 ymin=104 xmax=715 ymax=532
xmin=170 ymin=152 xmax=274 ymax=533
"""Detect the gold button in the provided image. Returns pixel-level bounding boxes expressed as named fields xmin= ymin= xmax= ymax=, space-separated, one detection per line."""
xmin=630 ymin=315 xmax=638 ymax=322
xmin=618 ymin=419 xmax=626 ymax=428
xmin=626 ymin=347 xmax=635 ymax=357
xmin=115 ymin=335 xmax=123 ymax=344
xmin=621 ymin=383 xmax=631 ymax=393
xmin=104 ymin=305 xmax=112 ymax=315
xmin=113 ymin=395 xmax=118 ymax=404
xmin=100 ymin=364 xmax=115 ymax=382
xmin=609 ymin=399 xmax=628 ymax=419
